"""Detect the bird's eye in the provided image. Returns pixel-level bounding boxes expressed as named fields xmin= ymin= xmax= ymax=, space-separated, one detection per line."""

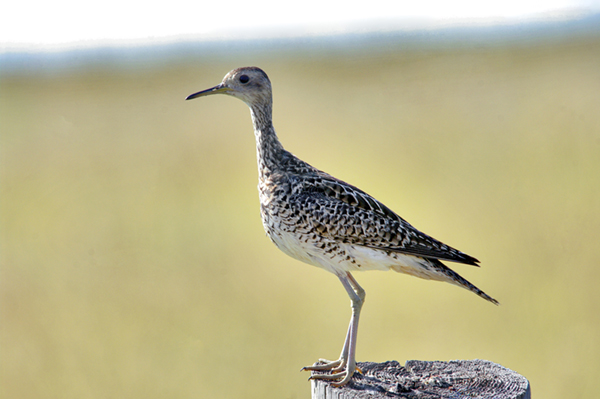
xmin=239 ymin=75 xmax=250 ymax=84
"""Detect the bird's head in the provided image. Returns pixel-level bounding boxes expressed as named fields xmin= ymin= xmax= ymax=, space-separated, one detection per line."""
xmin=186 ymin=67 xmax=272 ymax=108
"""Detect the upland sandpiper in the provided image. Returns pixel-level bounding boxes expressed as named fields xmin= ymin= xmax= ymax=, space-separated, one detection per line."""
xmin=186 ymin=67 xmax=498 ymax=387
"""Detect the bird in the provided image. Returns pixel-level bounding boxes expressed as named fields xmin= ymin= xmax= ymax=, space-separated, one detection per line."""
xmin=186 ymin=66 xmax=498 ymax=387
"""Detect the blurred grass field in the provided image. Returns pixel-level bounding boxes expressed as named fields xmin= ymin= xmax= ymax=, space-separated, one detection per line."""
xmin=2 ymin=31 xmax=600 ymax=399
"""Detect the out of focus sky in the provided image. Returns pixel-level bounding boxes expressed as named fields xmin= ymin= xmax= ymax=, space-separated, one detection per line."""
xmin=2 ymin=0 xmax=600 ymax=51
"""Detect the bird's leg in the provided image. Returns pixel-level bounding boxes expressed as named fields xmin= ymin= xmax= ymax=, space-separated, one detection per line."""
xmin=338 ymin=273 xmax=365 ymax=376
xmin=303 ymin=272 xmax=365 ymax=387
xmin=301 ymin=319 xmax=351 ymax=372
xmin=302 ymin=298 xmax=355 ymax=372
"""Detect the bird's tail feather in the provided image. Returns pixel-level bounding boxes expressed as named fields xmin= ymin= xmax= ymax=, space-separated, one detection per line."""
xmin=429 ymin=259 xmax=499 ymax=305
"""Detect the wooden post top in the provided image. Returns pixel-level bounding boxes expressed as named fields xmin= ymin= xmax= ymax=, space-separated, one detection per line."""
xmin=311 ymin=359 xmax=530 ymax=399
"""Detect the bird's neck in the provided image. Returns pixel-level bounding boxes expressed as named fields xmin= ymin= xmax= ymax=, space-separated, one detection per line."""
xmin=250 ymin=105 xmax=286 ymax=180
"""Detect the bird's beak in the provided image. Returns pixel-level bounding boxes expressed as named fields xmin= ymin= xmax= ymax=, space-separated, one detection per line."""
xmin=186 ymin=84 xmax=232 ymax=100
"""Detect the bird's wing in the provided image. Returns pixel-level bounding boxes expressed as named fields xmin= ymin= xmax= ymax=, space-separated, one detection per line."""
xmin=290 ymin=173 xmax=479 ymax=266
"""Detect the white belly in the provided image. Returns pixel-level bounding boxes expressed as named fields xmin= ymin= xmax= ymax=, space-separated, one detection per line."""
xmin=267 ymin=226 xmax=439 ymax=280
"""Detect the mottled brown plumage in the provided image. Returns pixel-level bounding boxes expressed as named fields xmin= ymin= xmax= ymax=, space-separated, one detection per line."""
xmin=186 ymin=66 xmax=498 ymax=387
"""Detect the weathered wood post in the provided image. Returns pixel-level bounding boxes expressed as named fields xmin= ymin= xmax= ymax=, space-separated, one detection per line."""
xmin=311 ymin=360 xmax=530 ymax=399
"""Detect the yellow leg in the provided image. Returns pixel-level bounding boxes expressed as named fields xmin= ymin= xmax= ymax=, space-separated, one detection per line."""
xmin=302 ymin=272 xmax=365 ymax=387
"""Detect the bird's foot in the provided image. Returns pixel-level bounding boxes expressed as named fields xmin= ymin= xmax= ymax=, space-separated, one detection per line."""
xmin=301 ymin=358 xmax=344 ymax=372
xmin=308 ymin=368 xmax=355 ymax=387
xmin=302 ymin=359 xmax=361 ymax=387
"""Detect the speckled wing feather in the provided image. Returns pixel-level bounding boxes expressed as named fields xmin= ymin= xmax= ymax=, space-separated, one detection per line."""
xmin=291 ymin=171 xmax=480 ymax=266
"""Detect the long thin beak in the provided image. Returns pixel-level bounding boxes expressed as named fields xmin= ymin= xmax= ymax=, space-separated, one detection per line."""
xmin=186 ymin=84 xmax=232 ymax=100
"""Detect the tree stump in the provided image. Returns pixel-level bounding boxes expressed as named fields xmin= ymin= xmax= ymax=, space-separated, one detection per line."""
xmin=310 ymin=360 xmax=530 ymax=399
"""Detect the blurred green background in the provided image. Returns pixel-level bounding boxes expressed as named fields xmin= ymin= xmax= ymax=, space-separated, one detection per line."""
xmin=2 ymin=26 xmax=600 ymax=399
